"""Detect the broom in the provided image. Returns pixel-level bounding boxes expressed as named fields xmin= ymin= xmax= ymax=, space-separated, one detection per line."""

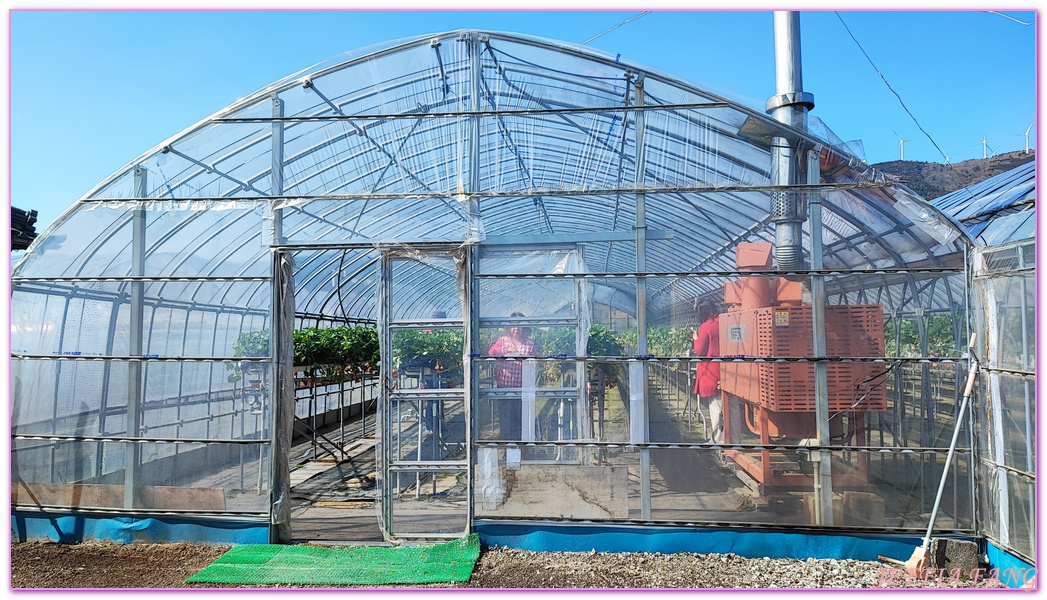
xmin=903 ymin=333 xmax=979 ymax=574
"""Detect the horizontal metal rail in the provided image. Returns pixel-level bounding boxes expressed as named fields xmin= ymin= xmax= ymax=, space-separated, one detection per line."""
xmin=13 ymin=434 xmax=270 ymax=445
xmin=472 ymin=440 xmax=972 ymax=453
xmin=11 ymin=281 xmax=272 ymax=318
xmin=12 ymin=276 xmax=272 ymax=282
xmin=980 ymin=366 xmax=1036 ymax=377
xmin=478 ymin=388 xmax=578 ymax=398
xmin=972 ymin=266 xmax=1035 ymax=278
xmin=389 ymin=319 xmax=467 ymax=329
xmin=473 ymin=267 xmax=965 ymax=278
xmin=12 ymin=354 xmax=271 ymax=362
xmin=11 ymin=505 xmax=269 ymax=519
xmin=80 ymin=180 xmax=895 ymax=204
xmin=472 ymin=356 xmax=968 ymax=364
xmin=392 ymin=390 xmax=464 ymax=398
xmin=977 ymin=457 xmax=1036 ymax=481
xmin=213 ymin=101 xmax=734 ymax=122
xmin=388 ymin=462 xmax=469 ymax=470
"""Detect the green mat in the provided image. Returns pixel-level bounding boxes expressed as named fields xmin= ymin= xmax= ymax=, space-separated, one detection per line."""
xmin=187 ymin=534 xmax=480 ymax=586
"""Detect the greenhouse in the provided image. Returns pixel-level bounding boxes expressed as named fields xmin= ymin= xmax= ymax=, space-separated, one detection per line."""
xmin=9 ymin=26 xmax=1029 ymax=575
xmin=929 ymin=161 xmax=1036 ymax=570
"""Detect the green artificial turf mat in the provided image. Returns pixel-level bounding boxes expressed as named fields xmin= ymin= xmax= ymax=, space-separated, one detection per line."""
xmin=187 ymin=533 xmax=479 ymax=586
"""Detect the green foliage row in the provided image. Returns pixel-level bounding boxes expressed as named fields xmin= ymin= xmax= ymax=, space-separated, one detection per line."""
xmin=230 ymin=325 xmax=379 ymax=383
xmin=615 ymin=326 xmax=694 ymax=356
xmin=294 ymin=325 xmax=380 ymax=377
xmin=884 ymin=314 xmax=959 ymax=357
xmin=393 ymin=329 xmax=465 ymax=383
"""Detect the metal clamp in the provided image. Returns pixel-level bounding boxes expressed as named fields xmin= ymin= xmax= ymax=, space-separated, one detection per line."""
xmin=765 ymin=91 xmax=815 ymax=113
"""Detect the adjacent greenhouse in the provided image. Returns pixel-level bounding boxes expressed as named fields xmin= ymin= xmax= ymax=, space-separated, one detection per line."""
xmin=930 ymin=161 xmax=1036 ymax=569
xmin=11 ymin=28 xmax=1018 ymax=572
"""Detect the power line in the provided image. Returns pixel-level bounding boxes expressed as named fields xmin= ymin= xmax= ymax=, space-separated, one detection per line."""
xmin=834 ymin=11 xmax=951 ymax=163
xmin=986 ymin=11 xmax=1034 ymax=25
xmin=581 ymin=11 xmax=651 ymax=46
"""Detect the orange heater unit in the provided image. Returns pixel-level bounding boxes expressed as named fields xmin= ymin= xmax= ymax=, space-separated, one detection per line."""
xmin=719 ymin=243 xmax=887 ymax=489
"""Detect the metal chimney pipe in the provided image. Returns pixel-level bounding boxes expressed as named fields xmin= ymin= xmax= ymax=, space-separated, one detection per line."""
xmin=766 ymin=11 xmax=814 ymax=271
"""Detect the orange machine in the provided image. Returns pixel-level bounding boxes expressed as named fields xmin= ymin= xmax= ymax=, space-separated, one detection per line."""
xmin=719 ymin=243 xmax=886 ymax=489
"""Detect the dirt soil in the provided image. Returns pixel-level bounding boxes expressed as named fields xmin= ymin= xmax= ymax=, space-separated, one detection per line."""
xmin=11 ymin=541 xmax=1014 ymax=589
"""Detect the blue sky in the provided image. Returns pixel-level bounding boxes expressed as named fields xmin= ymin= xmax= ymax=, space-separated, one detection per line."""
xmin=9 ymin=9 xmax=1038 ymax=232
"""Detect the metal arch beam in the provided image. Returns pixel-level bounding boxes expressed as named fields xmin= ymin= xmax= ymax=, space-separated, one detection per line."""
xmin=484 ymin=49 xmax=771 ymax=180
xmin=304 ymin=251 xmax=380 ymax=319
xmin=480 ymin=29 xmax=857 ymax=165
xmin=162 ymin=146 xmax=267 ymax=196
xmin=76 ymin=29 xmax=872 ymax=209
xmin=301 ymin=79 xmax=471 ymax=224
xmin=485 ymin=50 xmax=642 ymax=188
xmin=476 ymin=46 xmax=553 ymax=234
xmin=300 ymin=81 xmax=406 ymax=191
xmin=70 ymin=213 xmax=136 ymax=278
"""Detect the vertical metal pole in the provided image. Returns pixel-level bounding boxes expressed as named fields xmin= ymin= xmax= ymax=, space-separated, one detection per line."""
xmin=1017 ymin=252 xmax=1032 ymax=470
xmin=984 ymin=281 xmax=1010 ymax=545
xmin=766 ymin=11 xmax=814 ymax=272
xmin=339 ymin=379 xmax=345 ymax=461
xmin=271 ymin=93 xmax=285 ymax=245
xmin=466 ymin=244 xmax=479 ymax=527
xmin=469 ymin=34 xmax=482 ymax=198
xmin=807 ymin=149 xmax=833 ymax=526
xmin=311 ymin=378 xmax=317 ymax=460
xmin=50 ymin=298 xmax=71 ymax=484
xmin=124 ymin=166 xmax=147 ymax=509
xmin=575 ymin=264 xmax=588 ymax=444
xmin=633 ymin=73 xmax=652 ymax=520
xmin=378 ymin=252 xmax=393 ymax=536
xmin=769 ymin=12 xmax=810 ymax=131
xmin=464 ymin=33 xmax=482 ymax=528
xmin=269 ymin=94 xmax=286 ymax=518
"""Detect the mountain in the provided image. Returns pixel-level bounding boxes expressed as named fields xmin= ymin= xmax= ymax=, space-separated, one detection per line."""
xmin=872 ymin=150 xmax=1035 ymax=200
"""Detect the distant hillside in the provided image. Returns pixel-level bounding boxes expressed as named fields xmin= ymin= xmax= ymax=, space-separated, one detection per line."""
xmin=873 ymin=150 xmax=1035 ymax=200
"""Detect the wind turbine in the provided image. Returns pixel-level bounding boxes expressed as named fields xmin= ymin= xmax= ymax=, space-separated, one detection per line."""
xmin=1020 ymin=123 xmax=1033 ymax=154
xmin=893 ymin=131 xmax=911 ymax=160
xmin=978 ymin=134 xmax=990 ymax=159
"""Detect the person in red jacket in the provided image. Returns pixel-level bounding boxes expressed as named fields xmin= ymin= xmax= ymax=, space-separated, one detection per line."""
xmin=692 ymin=301 xmax=722 ymax=443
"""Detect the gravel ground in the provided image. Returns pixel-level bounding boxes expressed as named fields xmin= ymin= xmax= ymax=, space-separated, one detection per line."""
xmin=10 ymin=540 xmax=1012 ymax=589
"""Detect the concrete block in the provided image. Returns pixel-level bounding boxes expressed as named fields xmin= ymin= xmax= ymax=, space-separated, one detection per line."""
xmin=928 ymin=538 xmax=979 ymax=573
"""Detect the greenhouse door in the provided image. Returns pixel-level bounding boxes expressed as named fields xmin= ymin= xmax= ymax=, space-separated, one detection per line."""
xmin=378 ymin=249 xmax=471 ymax=540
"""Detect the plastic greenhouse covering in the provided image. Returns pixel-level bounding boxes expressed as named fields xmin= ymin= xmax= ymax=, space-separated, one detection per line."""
xmin=13 ymin=30 xmax=990 ymax=546
xmin=936 ymin=161 xmax=1036 ymax=565
xmin=930 ymin=160 xmax=1035 ymax=246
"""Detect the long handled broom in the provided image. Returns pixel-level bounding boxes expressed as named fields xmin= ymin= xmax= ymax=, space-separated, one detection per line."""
xmin=903 ymin=333 xmax=980 ymax=574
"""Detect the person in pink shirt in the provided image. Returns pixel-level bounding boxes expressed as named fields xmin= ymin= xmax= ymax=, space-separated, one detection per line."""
xmin=692 ymin=301 xmax=722 ymax=443
xmin=488 ymin=312 xmax=537 ymax=439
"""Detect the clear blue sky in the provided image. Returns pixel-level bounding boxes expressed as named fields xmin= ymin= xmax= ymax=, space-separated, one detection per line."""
xmin=9 ymin=9 xmax=1038 ymax=232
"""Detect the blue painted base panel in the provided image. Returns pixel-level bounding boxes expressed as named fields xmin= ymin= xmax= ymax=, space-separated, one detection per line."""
xmin=11 ymin=512 xmax=269 ymax=545
xmin=985 ymin=542 xmax=1036 ymax=588
xmin=476 ymin=521 xmax=931 ymax=563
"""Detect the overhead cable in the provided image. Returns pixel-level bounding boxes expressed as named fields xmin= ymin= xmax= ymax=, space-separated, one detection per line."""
xmin=986 ymin=11 xmax=1034 ymax=25
xmin=834 ymin=11 xmax=951 ymax=164
xmin=581 ymin=11 xmax=651 ymax=46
